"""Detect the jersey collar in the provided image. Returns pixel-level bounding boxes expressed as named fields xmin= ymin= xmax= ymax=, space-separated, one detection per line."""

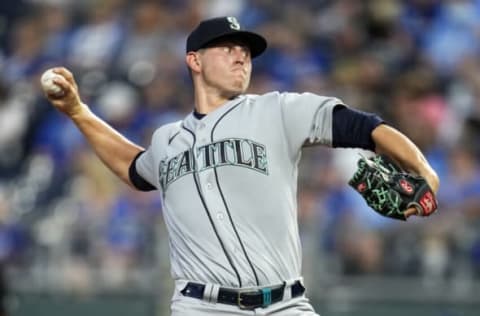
xmin=182 ymin=95 xmax=246 ymax=132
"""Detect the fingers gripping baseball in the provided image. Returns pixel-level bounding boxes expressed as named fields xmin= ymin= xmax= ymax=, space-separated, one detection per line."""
xmin=41 ymin=67 xmax=84 ymax=117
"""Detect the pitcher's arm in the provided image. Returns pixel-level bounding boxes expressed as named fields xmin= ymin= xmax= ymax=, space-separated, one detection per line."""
xmin=43 ymin=67 xmax=143 ymax=187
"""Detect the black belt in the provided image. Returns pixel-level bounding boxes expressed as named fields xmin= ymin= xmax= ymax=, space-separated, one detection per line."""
xmin=180 ymin=280 xmax=305 ymax=310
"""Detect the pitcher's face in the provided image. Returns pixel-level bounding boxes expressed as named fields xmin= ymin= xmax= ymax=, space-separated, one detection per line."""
xmin=197 ymin=40 xmax=252 ymax=98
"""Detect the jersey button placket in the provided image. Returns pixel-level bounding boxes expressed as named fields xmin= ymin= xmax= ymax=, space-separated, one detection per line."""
xmin=204 ymin=172 xmax=215 ymax=190
xmin=199 ymin=123 xmax=207 ymax=142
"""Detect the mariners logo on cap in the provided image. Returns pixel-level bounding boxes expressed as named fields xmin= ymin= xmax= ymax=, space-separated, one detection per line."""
xmin=227 ymin=17 xmax=240 ymax=30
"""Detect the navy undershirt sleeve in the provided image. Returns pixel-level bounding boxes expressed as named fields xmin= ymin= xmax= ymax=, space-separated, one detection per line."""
xmin=332 ymin=105 xmax=384 ymax=151
xmin=193 ymin=110 xmax=206 ymax=119
xmin=129 ymin=151 xmax=157 ymax=191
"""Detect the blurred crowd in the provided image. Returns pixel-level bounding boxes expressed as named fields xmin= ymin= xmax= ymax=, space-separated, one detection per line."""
xmin=0 ymin=0 xmax=480 ymax=301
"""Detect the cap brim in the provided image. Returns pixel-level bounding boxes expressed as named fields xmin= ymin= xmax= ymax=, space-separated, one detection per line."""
xmin=201 ymin=31 xmax=267 ymax=58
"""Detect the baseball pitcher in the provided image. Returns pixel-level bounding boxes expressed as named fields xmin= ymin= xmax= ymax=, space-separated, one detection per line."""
xmin=42 ymin=17 xmax=439 ymax=316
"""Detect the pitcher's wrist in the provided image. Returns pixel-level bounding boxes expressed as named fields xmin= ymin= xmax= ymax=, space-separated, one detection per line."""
xmin=69 ymin=102 xmax=90 ymax=121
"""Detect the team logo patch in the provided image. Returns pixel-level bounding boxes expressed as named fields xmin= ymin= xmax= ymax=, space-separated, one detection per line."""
xmin=357 ymin=182 xmax=367 ymax=193
xmin=227 ymin=17 xmax=240 ymax=30
xmin=399 ymin=179 xmax=414 ymax=195
xmin=419 ymin=191 xmax=437 ymax=215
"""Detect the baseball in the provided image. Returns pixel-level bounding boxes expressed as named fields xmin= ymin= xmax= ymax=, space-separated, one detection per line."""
xmin=40 ymin=69 xmax=64 ymax=96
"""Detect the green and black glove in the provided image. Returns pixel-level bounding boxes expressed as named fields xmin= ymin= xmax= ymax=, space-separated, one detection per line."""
xmin=348 ymin=155 xmax=438 ymax=221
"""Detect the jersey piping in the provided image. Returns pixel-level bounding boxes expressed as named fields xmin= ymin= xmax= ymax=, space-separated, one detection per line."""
xmin=211 ymin=101 xmax=261 ymax=286
xmin=168 ymin=131 xmax=180 ymax=145
xmin=181 ymin=123 xmax=243 ymax=287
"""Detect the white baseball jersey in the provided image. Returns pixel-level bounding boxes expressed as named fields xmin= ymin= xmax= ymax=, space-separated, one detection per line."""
xmin=134 ymin=91 xmax=342 ymax=288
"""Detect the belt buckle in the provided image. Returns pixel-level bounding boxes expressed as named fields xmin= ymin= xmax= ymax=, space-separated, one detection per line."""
xmin=237 ymin=289 xmax=260 ymax=310
xmin=237 ymin=288 xmax=273 ymax=310
xmin=237 ymin=290 xmax=250 ymax=310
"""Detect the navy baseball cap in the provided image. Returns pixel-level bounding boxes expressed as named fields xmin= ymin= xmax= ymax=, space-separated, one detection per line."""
xmin=186 ymin=17 xmax=267 ymax=58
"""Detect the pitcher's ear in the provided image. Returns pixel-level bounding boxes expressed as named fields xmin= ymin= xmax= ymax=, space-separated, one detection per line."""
xmin=186 ymin=52 xmax=201 ymax=73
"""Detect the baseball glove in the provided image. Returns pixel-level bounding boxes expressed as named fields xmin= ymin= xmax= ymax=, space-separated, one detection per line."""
xmin=348 ymin=155 xmax=438 ymax=221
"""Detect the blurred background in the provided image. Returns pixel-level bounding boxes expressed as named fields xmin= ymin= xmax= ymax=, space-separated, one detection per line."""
xmin=0 ymin=0 xmax=480 ymax=315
